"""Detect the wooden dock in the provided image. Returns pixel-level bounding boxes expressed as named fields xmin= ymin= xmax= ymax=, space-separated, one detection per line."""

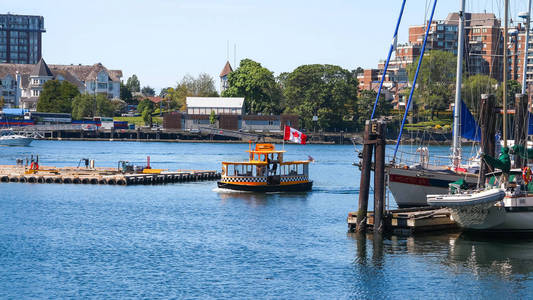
xmin=0 ymin=165 xmax=220 ymax=186
xmin=347 ymin=207 xmax=459 ymax=235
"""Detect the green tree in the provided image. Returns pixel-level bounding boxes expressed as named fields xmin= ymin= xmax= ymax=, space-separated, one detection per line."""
xmin=407 ymin=50 xmax=456 ymax=119
xmin=354 ymin=67 xmax=364 ymax=76
xmin=462 ymin=74 xmax=497 ymax=115
xmin=142 ymin=107 xmax=153 ymax=126
xmin=178 ymin=73 xmax=219 ymax=97
xmin=356 ymin=90 xmax=392 ymax=130
xmin=141 ymin=86 xmax=155 ymax=96
xmin=37 ymin=80 xmax=80 ymax=113
xmin=497 ymin=79 xmax=522 ymax=106
xmin=137 ymin=99 xmax=154 ymax=114
xmin=71 ymin=94 xmax=113 ymax=119
xmin=161 ymin=86 xmax=188 ymax=111
xmin=126 ymin=74 xmax=140 ymax=93
xmin=120 ymin=82 xmax=133 ymax=103
xmin=222 ymin=58 xmax=282 ymax=114
xmin=110 ymin=98 xmax=127 ymax=115
xmin=209 ymin=110 xmax=216 ymax=125
xmin=159 ymin=87 xmax=172 ymax=98
xmin=283 ymin=64 xmax=358 ymax=130
xmin=0 ymin=96 xmax=4 ymax=108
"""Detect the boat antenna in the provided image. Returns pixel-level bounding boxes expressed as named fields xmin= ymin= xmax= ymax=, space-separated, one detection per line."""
xmin=370 ymin=0 xmax=407 ymax=119
xmin=452 ymin=0 xmax=466 ymax=170
xmin=392 ymin=0 xmax=438 ymax=162
xmin=503 ymin=0 xmax=509 ymax=148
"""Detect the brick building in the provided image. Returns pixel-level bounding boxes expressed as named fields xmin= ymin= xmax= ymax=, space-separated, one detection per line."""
xmin=358 ymin=12 xmax=505 ymax=94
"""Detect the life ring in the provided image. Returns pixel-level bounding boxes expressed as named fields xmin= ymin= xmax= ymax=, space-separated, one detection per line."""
xmin=522 ymin=167 xmax=532 ymax=184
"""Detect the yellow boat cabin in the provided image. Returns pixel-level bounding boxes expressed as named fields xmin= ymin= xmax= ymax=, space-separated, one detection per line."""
xmin=218 ymin=143 xmax=313 ymax=192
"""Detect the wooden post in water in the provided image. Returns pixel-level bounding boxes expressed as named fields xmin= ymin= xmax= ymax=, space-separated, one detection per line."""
xmin=514 ymin=93 xmax=528 ymax=168
xmin=373 ymin=121 xmax=386 ymax=233
xmin=479 ymin=94 xmax=496 ymax=186
xmin=356 ymin=120 xmax=376 ymax=232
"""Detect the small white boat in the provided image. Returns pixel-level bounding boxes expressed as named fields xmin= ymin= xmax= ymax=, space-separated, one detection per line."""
xmin=0 ymin=129 xmax=33 ymax=146
xmin=427 ymin=188 xmax=507 ymax=230
xmin=427 ymin=188 xmax=506 ymax=207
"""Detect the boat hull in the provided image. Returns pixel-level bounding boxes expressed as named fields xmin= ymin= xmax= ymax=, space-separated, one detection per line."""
xmin=217 ymin=181 xmax=313 ymax=192
xmin=388 ymin=167 xmax=478 ymax=208
xmin=0 ymin=137 xmax=33 ymax=146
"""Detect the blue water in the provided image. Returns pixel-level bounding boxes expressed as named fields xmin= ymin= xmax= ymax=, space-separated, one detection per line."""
xmin=1 ymin=141 xmax=533 ymax=298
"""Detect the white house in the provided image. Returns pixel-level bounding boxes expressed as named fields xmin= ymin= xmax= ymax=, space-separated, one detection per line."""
xmin=0 ymin=58 xmax=122 ymax=110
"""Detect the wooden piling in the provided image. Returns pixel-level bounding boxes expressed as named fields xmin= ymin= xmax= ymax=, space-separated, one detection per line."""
xmin=514 ymin=93 xmax=528 ymax=168
xmin=356 ymin=120 xmax=375 ymax=232
xmin=373 ymin=121 xmax=386 ymax=233
xmin=479 ymin=94 xmax=496 ymax=186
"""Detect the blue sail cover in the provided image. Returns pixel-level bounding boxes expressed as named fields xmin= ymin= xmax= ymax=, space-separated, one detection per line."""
xmin=529 ymin=112 xmax=533 ymax=135
xmin=452 ymin=101 xmax=481 ymax=142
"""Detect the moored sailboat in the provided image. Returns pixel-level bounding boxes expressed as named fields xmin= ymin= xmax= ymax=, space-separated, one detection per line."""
xmin=382 ymin=0 xmax=481 ymax=207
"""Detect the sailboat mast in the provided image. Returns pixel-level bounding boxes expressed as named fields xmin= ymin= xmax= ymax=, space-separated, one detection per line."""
xmin=522 ymin=0 xmax=532 ymax=95
xmin=503 ymin=0 xmax=509 ymax=148
xmin=452 ymin=0 xmax=466 ymax=168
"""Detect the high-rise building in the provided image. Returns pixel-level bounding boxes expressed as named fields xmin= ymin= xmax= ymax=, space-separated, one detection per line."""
xmin=0 ymin=13 xmax=45 ymax=64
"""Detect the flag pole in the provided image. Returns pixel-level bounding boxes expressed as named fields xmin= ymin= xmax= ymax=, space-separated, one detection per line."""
xmin=282 ymin=125 xmax=286 ymax=150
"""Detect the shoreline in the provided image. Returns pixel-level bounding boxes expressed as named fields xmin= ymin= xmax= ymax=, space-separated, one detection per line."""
xmin=34 ymin=136 xmax=459 ymax=146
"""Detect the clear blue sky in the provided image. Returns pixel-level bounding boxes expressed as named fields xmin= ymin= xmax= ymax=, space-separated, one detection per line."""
xmin=4 ymin=0 xmax=530 ymax=92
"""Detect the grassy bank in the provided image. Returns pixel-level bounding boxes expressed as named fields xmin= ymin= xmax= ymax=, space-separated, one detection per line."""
xmin=114 ymin=116 xmax=163 ymax=127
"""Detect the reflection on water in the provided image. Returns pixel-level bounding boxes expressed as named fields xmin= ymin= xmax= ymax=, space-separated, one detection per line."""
xmin=216 ymin=189 xmax=270 ymax=206
xmin=215 ymin=188 xmax=309 ymax=206
xmin=447 ymin=234 xmax=533 ymax=277
xmin=351 ymin=232 xmax=533 ymax=282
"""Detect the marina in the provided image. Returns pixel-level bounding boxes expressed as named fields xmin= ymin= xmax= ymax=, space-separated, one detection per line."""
xmin=5 ymin=0 xmax=533 ymax=297
xmin=0 ymin=164 xmax=219 ymax=185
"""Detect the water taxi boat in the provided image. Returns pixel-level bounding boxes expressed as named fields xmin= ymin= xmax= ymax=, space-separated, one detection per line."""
xmin=217 ymin=143 xmax=312 ymax=192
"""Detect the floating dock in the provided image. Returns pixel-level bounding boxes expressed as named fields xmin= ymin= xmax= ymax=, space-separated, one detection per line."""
xmin=0 ymin=165 xmax=220 ymax=186
xmin=347 ymin=207 xmax=459 ymax=235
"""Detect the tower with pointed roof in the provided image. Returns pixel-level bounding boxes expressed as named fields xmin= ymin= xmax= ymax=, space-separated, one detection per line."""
xmin=219 ymin=61 xmax=233 ymax=93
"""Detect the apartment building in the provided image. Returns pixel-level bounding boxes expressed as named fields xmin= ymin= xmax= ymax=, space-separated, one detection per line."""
xmin=0 ymin=13 xmax=45 ymax=64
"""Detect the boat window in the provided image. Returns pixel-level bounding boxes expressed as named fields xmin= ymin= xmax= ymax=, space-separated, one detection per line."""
xmin=256 ymin=165 xmax=265 ymax=176
xmin=227 ymin=164 xmax=234 ymax=176
xmin=303 ymin=164 xmax=308 ymax=176
xmin=245 ymin=164 xmax=253 ymax=176
xmin=288 ymin=164 xmax=298 ymax=176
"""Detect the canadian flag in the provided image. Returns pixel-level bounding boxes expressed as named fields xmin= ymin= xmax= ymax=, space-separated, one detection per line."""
xmin=284 ymin=125 xmax=307 ymax=144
